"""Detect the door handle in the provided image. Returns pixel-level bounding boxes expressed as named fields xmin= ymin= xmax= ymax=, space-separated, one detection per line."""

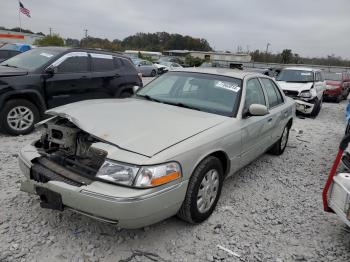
xmin=80 ymin=75 xmax=88 ymax=79
xmin=267 ymin=118 xmax=273 ymax=122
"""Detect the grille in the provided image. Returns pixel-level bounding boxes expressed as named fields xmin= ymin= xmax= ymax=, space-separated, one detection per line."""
xmin=31 ymin=162 xmax=83 ymax=187
xmin=283 ymin=90 xmax=299 ymax=98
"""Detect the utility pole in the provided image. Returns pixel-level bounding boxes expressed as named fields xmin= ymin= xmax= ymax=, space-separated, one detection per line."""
xmin=84 ymin=29 xmax=88 ymax=39
xmin=49 ymin=27 xmax=52 ymax=36
xmin=265 ymin=43 xmax=271 ymax=54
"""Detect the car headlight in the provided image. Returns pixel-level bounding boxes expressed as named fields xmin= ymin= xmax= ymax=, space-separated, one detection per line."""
xmin=96 ymin=160 xmax=139 ymax=186
xmin=299 ymin=89 xmax=316 ymax=98
xmin=96 ymin=160 xmax=181 ymax=188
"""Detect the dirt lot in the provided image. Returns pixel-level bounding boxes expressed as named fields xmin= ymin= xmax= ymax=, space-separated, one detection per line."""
xmin=1 ymin=98 xmax=350 ymax=262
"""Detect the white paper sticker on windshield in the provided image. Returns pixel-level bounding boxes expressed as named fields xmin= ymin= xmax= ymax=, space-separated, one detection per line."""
xmin=301 ymin=72 xmax=311 ymax=76
xmin=215 ymin=81 xmax=240 ymax=92
xmin=40 ymin=53 xmax=54 ymax=58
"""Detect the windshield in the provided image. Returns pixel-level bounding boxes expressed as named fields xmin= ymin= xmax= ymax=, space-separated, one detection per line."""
xmin=136 ymin=72 xmax=242 ymax=117
xmin=0 ymin=48 xmax=62 ymax=71
xmin=0 ymin=44 xmax=18 ymax=50
xmin=276 ymin=69 xmax=314 ymax=82
xmin=324 ymin=72 xmax=342 ymax=81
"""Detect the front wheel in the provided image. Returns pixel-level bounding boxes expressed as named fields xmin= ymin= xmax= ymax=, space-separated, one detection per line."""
xmin=0 ymin=99 xmax=40 ymax=136
xmin=150 ymin=70 xmax=156 ymax=77
xmin=177 ymin=156 xmax=224 ymax=224
xmin=310 ymin=98 xmax=322 ymax=117
xmin=269 ymin=125 xmax=290 ymax=155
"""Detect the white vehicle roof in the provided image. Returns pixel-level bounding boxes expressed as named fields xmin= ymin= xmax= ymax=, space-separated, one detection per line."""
xmin=282 ymin=67 xmax=321 ymax=72
xmin=171 ymin=67 xmax=261 ymax=80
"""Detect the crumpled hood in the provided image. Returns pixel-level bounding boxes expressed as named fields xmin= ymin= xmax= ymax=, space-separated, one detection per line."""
xmin=277 ymin=81 xmax=313 ymax=92
xmin=0 ymin=65 xmax=28 ymax=76
xmin=46 ymin=98 xmax=227 ymax=157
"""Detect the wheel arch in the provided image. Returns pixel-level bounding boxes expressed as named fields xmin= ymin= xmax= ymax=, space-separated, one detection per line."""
xmin=0 ymin=90 xmax=46 ymax=116
xmin=192 ymin=150 xmax=231 ymax=179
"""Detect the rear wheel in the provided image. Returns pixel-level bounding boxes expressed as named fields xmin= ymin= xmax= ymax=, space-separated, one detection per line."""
xmin=0 ymin=99 xmax=40 ymax=135
xmin=269 ymin=125 xmax=290 ymax=155
xmin=177 ymin=156 xmax=223 ymax=224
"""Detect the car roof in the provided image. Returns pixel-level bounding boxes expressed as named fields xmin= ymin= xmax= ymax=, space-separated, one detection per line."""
xmin=171 ymin=67 xmax=261 ymax=80
xmin=282 ymin=66 xmax=320 ymax=72
xmin=35 ymin=46 xmax=130 ymax=59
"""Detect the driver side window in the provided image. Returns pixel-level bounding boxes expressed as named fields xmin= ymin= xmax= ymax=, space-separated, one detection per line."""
xmin=56 ymin=54 xmax=88 ymax=73
xmin=244 ymin=78 xmax=266 ymax=113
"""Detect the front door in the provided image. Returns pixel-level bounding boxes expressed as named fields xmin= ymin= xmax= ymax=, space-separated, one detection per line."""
xmin=45 ymin=52 xmax=91 ymax=108
xmin=240 ymin=78 xmax=273 ymax=168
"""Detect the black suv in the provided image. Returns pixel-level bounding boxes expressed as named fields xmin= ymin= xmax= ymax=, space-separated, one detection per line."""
xmin=0 ymin=47 xmax=142 ymax=135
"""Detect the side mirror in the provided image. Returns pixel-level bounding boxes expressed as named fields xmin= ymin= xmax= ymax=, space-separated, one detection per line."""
xmin=45 ymin=66 xmax=56 ymax=76
xmin=248 ymin=104 xmax=269 ymax=116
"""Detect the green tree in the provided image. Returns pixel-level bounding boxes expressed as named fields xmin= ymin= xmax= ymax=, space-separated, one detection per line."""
xmin=281 ymin=49 xmax=292 ymax=64
xmin=34 ymin=34 xmax=64 ymax=46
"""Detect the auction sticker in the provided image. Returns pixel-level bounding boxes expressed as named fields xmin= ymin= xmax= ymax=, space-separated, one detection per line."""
xmin=215 ymin=81 xmax=240 ymax=92
xmin=40 ymin=53 xmax=54 ymax=58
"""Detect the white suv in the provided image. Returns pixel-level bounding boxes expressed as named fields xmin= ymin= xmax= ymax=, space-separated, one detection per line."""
xmin=276 ymin=67 xmax=326 ymax=117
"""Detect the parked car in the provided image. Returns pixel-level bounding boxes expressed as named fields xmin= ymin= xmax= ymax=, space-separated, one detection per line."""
xmin=323 ymin=72 xmax=350 ymax=102
xmin=1 ymin=43 xmax=32 ymax=52
xmin=154 ymin=61 xmax=183 ymax=74
xmin=0 ymin=49 xmax=21 ymax=63
xmin=0 ymin=47 xmax=142 ymax=135
xmin=132 ymin=58 xmax=157 ymax=77
xmin=323 ymin=134 xmax=350 ymax=227
xmin=19 ymin=68 xmax=295 ymax=228
xmin=276 ymin=67 xmax=326 ymax=117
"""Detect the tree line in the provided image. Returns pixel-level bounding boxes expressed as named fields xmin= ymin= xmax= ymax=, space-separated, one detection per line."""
xmin=250 ymin=49 xmax=350 ymax=67
xmin=34 ymin=32 xmax=212 ymax=52
xmin=4 ymin=25 xmax=347 ymax=67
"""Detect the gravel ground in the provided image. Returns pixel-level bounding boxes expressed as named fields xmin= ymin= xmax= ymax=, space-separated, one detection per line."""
xmin=1 ymin=100 xmax=350 ymax=262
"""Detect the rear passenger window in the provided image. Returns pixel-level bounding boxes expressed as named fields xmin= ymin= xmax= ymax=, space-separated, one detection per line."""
xmin=91 ymin=54 xmax=114 ymax=71
xmin=260 ymin=78 xmax=284 ymax=108
xmin=120 ymin=58 xmax=136 ymax=71
xmin=244 ymin=78 xmax=266 ymax=113
xmin=57 ymin=55 xmax=88 ymax=73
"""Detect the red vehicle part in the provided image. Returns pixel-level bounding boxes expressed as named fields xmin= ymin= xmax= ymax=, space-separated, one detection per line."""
xmin=323 ymin=134 xmax=350 ymax=212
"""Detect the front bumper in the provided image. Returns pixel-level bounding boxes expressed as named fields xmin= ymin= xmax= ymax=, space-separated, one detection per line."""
xmin=328 ymin=173 xmax=350 ymax=227
xmin=19 ymin=144 xmax=188 ymax=229
xmin=294 ymin=99 xmax=315 ymax=114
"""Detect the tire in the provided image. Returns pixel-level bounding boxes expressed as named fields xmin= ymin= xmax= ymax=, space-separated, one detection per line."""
xmin=269 ymin=125 xmax=290 ymax=155
xmin=0 ymin=99 xmax=40 ymax=136
xmin=119 ymin=91 xmax=132 ymax=98
xmin=310 ymin=98 xmax=321 ymax=117
xmin=177 ymin=156 xmax=224 ymax=224
xmin=150 ymin=70 xmax=156 ymax=77
xmin=336 ymin=95 xmax=342 ymax=103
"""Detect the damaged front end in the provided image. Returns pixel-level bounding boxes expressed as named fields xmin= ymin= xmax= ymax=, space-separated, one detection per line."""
xmin=29 ymin=117 xmax=108 ymax=187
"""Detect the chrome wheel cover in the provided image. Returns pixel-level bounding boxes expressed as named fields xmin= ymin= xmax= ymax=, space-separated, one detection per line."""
xmin=7 ymin=106 xmax=34 ymax=131
xmin=197 ymin=169 xmax=219 ymax=213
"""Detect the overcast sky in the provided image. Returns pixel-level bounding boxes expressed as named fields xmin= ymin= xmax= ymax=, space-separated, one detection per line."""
xmin=1 ymin=0 xmax=349 ymax=58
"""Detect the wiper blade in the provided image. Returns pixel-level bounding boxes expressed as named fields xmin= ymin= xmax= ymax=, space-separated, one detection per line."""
xmin=163 ymin=101 xmax=202 ymax=111
xmin=136 ymin=94 xmax=163 ymax=103
xmin=1 ymin=64 xmax=18 ymax=68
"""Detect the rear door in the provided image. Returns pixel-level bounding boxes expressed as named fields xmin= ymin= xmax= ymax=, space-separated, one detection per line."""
xmin=89 ymin=53 xmax=122 ymax=98
xmin=45 ymin=52 xmax=91 ymax=108
xmin=260 ymin=77 xmax=288 ymax=143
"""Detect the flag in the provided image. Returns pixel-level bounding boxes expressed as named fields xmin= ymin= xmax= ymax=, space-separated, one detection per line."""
xmin=19 ymin=2 xmax=31 ymax=18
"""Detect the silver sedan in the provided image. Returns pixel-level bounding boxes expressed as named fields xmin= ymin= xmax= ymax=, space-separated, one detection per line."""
xmin=19 ymin=68 xmax=295 ymax=228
